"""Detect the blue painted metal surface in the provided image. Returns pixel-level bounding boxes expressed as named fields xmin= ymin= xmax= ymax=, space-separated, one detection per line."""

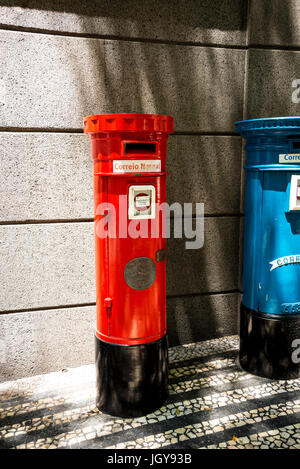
xmin=236 ymin=117 xmax=300 ymax=316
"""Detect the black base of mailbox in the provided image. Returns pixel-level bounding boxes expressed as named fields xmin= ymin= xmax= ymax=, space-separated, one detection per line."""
xmin=239 ymin=304 xmax=300 ymax=380
xmin=95 ymin=334 xmax=169 ymax=417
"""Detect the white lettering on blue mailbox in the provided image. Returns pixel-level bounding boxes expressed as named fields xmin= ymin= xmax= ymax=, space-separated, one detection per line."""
xmin=270 ymin=255 xmax=300 ymax=271
xmin=279 ymin=154 xmax=300 ymax=163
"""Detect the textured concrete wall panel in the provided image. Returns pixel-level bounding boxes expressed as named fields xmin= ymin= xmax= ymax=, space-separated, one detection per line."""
xmin=0 ymin=218 xmax=239 ymax=312
xmin=167 ymin=217 xmax=240 ymax=296
xmin=0 ymin=133 xmax=242 ymax=222
xmin=0 ymin=223 xmax=95 ymax=311
xmin=249 ymin=0 xmax=300 ymax=47
xmin=0 ymin=0 xmax=247 ymax=45
xmin=246 ymin=50 xmax=300 ymax=119
xmin=167 ymin=292 xmax=239 ymax=346
xmin=0 ymin=32 xmax=245 ymax=132
xmin=0 ymin=305 xmax=95 ymax=382
xmin=0 ymin=292 xmax=239 ymax=382
xmin=0 ymin=133 xmax=93 ymax=221
xmin=167 ymin=136 xmax=242 ymax=215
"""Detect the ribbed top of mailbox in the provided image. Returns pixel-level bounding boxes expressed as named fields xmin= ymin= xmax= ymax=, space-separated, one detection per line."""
xmin=84 ymin=113 xmax=174 ymax=134
xmin=235 ymin=117 xmax=300 ymax=136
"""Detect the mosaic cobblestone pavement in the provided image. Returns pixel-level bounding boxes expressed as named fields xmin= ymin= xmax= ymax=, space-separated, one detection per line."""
xmin=0 ymin=336 xmax=299 ymax=449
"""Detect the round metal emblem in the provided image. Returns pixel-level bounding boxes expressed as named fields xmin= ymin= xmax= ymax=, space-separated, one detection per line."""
xmin=124 ymin=257 xmax=157 ymax=290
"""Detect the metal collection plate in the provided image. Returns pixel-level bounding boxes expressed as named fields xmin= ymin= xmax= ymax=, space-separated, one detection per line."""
xmin=124 ymin=257 xmax=157 ymax=290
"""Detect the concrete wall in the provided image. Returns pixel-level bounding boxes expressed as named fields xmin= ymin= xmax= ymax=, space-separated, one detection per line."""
xmin=0 ymin=1 xmax=298 ymax=381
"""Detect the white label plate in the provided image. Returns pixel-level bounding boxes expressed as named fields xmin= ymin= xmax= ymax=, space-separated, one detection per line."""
xmin=279 ymin=154 xmax=300 ymax=163
xmin=289 ymin=174 xmax=300 ymax=210
xmin=128 ymin=185 xmax=156 ymax=220
xmin=113 ymin=160 xmax=161 ymax=173
xmin=135 ymin=195 xmax=151 ymax=208
xmin=270 ymin=255 xmax=300 ymax=271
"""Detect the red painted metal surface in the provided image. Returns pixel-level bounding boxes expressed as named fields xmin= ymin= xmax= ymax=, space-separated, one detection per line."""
xmin=84 ymin=114 xmax=174 ymax=345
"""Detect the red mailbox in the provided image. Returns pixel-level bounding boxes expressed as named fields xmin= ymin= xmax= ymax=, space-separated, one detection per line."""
xmin=84 ymin=113 xmax=174 ymax=417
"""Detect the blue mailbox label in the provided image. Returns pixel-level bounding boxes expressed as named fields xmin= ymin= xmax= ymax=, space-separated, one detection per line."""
xmin=270 ymin=255 xmax=300 ymax=271
xmin=279 ymin=154 xmax=300 ymax=163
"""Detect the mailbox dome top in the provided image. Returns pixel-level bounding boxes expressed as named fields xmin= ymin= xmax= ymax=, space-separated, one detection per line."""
xmin=235 ymin=117 xmax=300 ymax=136
xmin=83 ymin=113 xmax=174 ymax=134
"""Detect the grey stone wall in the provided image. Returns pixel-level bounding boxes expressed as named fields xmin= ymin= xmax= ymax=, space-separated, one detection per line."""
xmin=0 ymin=1 xmax=298 ymax=381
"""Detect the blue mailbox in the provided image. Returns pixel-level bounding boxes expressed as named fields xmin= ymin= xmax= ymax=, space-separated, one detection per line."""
xmin=236 ymin=117 xmax=300 ymax=379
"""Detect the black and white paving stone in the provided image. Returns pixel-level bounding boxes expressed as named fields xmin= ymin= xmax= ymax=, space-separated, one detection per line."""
xmin=0 ymin=336 xmax=299 ymax=449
